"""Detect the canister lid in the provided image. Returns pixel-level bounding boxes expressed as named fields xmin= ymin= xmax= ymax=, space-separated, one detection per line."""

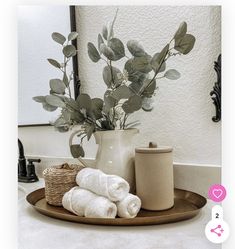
xmin=135 ymin=142 xmax=173 ymax=154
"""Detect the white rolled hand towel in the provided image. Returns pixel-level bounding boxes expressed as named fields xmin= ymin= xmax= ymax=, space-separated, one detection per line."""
xmin=76 ymin=168 xmax=130 ymax=202
xmin=116 ymin=193 xmax=141 ymax=218
xmin=62 ymin=187 xmax=95 ymax=216
xmin=62 ymin=187 xmax=117 ymax=218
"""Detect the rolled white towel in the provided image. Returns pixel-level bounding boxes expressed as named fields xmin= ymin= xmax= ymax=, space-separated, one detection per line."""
xmin=62 ymin=187 xmax=117 ymax=218
xmin=62 ymin=187 xmax=95 ymax=216
xmin=85 ymin=197 xmax=117 ymax=218
xmin=116 ymin=193 xmax=141 ymax=218
xmin=76 ymin=168 xmax=130 ymax=202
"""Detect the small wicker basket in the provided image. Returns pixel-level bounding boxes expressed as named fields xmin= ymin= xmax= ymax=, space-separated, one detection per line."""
xmin=43 ymin=163 xmax=83 ymax=206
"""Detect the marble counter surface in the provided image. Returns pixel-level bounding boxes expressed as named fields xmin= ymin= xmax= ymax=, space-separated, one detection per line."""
xmin=18 ymin=180 xmax=220 ymax=249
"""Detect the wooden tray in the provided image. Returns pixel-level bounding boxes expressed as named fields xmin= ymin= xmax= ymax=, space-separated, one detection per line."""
xmin=26 ymin=188 xmax=207 ymax=226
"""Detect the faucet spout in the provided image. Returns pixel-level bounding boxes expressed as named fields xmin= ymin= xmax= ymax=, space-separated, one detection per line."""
xmin=18 ymin=139 xmax=27 ymax=178
xmin=18 ymin=139 xmax=25 ymax=159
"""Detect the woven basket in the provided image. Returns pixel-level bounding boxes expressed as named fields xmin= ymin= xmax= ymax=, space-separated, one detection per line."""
xmin=43 ymin=163 xmax=83 ymax=206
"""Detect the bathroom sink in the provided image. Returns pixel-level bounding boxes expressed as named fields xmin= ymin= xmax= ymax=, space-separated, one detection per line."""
xmin=18 ymin=185 xmax=27 ymax=200
xmin=18 ymin=179 xmax=44 ymax=201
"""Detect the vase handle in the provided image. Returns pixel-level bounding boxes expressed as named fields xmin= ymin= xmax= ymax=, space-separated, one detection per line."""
xmin=69 ymin=130 xmax=89 ymax=168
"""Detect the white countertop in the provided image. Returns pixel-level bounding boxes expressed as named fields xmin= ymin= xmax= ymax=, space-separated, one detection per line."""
xmin=18 ymin=180 xmax=220 ymax=249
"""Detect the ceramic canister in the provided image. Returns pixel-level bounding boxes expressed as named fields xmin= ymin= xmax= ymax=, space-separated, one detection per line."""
xmin=135 ymin=142 xmax=174 ymax=211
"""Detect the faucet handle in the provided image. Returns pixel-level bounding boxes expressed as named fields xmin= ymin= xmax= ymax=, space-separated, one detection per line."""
xmin=28 ymin=158 xmax=41 ymax=163
xmin=26 ymin=158 xmax=40 ymax=182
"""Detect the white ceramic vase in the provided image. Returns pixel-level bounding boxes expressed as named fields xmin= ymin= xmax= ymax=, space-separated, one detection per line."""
xmin=93 ymin=129 xmax=138 ymax=192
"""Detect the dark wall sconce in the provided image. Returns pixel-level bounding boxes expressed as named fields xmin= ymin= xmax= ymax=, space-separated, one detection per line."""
xmin=210 ymin=54 xmax=221 ymax=122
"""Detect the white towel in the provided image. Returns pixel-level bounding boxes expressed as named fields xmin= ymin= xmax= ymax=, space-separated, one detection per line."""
xmin=62 ymin=187 xmax=95 ymax=216
xmin=76 ymin=168 xmax=130 ymax=202
xmin=62 ymin=187 xmax=117 ymax=218
xmin=116 ymin=193 xmax=141 ymax=218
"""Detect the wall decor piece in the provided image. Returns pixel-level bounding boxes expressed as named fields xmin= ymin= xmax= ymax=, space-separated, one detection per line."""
xmin=210 ymin=54 xmax=221 ymax=122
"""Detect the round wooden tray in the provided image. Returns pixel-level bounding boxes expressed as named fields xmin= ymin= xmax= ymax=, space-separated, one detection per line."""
xmin=26 ymin=188 xmax=207 ymax=226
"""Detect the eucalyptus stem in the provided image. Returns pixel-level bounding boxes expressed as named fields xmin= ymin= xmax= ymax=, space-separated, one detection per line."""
xmin=86 ymin=117 xmax=103 ymax=130
xmin=139 ymin=49 xmax=173 ymax=95
xmin=109 ymin=60 xmax=116 ymax=89
xmin=63 ymin=55 xmax=72 ymax=98
xmin=155 ymin=76 xmax=165 ymax=79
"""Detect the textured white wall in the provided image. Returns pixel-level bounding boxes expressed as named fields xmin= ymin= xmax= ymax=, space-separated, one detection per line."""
xmin=19 ymin=6 xmax=221 ymax=166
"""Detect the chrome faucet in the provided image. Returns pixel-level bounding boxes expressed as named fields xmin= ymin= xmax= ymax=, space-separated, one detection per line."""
xmin=18 ymin=139 xmax=40 ymax=183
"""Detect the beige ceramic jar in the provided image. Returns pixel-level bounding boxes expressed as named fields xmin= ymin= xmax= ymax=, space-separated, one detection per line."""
xmin=135 ymin=142 xmax=174 ymax=211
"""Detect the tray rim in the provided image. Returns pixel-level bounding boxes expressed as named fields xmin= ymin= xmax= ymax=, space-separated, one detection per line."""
xmin=26 ymin=188 xmax=207 ymax=226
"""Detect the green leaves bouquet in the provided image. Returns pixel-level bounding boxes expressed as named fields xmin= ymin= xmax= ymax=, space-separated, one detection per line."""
xmin=33 ymin=11 xmax=195 ymax=157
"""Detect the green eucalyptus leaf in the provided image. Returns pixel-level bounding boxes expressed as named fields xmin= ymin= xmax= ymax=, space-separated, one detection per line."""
xmin=151 ymin=53 xmax=166 ymax=73
xmin=87 ymin=42 xmax=101 ymax=62
xmin=174 ymin=34 xmax=196 ymax=55
xmin=63 ymin=45 xmax=76 ymax=58
xmin=91 ymin=98 xmax=104 ymax=119
xmin=102 ymin=66 xmax=112 ymax=88
xmin=108 ymin=38 xmax=125 ymax=60
xmin=68 ymin=32 xmax=78 ymax=41
xmin=70 ymin=111 xmax=85 ymax=123
xmin=124 ymin=59 xmax=134 ymax=73
xmin=51 ymin=32 xmax=66 ymax=45
xmin=124 ymin=59 xmax=147 ymax=84
xmin=33 ymin=96 xmax=46 ymax=103
xmin=129 ymin=72 xmax=147 ymax=86
xmin=111 ymin=85 xmax=132 ymax=100
xmin=174 ymin=21 xmax=187 ymax=40
xmin=100 ymin=44 xmax=115 ymax=60
xmin=56 ymin=125 xmax=69 ymax=132
xmin=61 ymin=109 xmax=71 ymax=122
xmin=85 ymin=124 xmax=95 ymax=140
xmin=42 ymin=103 xmax=57 ymax=112
xmin=107 ymin=9 xmax=118 ymax=41
xmin=76 ymin=93 xmax=92 ymax=111
xmin=103 ymin=90 xmax=117 ymax=113
xmin=132 ymin=55 xmax=152 ymax=73
xmin=164 ymin=69 xmax=181 ymax=80
xmin=102 ymin=25 xmax=108 ymax=40
xmin=70 ymin=144 xmax=85 ymax=158
xmin=47 ymin=59 xmax=61 ymax=69
xmin=151 ymin=44 xmax=169 ymax=72
xmin=64 ymin=98 xmax=80 ymax=111
xmin=122 ymin=94 xmax=142 ymax=114
xmin=98 ymin=34 xmax=104 ymax=52
xmin=142 ymin=79 xmax=156 ymax=97
xmin=45 ymin=95 xmax=65 ymax=108
xmin=63 ymin=73 xmax=69 ymax=87
xmin=142 ymin=97 xmax=154 ymax=111
xmin=50 ymin=90 xmax=56 ymax=95
xmin=49 ymin=79 xmax=66 ymax=94
xmin=102 ymin=66 xmax=122 ymax=88
xmin=127 ymin=40 xmax=145 ymax=57
xmin=54 ymin=116 xmax=66 ymax=127
xmin=129 ymin=82 xmax=143 ymax=94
